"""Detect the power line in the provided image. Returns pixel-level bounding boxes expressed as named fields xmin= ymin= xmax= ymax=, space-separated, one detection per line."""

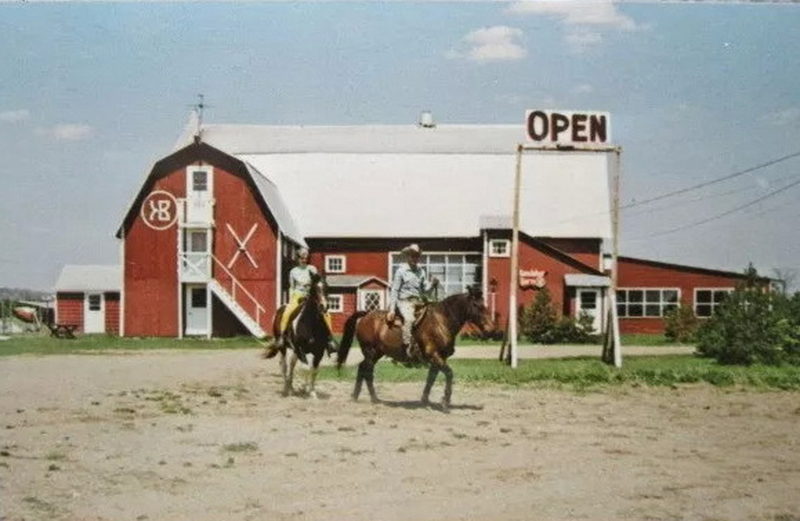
xmin=629 ymin=176 xmax=800 ymax=240
xmin=621 ymin=149 xmax=800 ymax=210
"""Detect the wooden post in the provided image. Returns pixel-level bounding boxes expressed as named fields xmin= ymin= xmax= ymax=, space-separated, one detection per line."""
xmin=611 ymin=148 xmax=622 ymax=368
xmin=508 ymin=144 xmax=523 ymax=369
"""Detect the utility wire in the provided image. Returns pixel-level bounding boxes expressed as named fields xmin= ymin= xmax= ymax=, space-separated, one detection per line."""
xmin=621 ymin=149 xmax=800 ymax=210
xmin=628 ymin=176 xmax=800 ymax=240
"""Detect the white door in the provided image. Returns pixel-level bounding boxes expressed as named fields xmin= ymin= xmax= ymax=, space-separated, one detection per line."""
xmin=185 ymin=285 xmax=209 ymax=336
xmin=186 ymin=166 xmax=214 ymax=224
xmin=84 ymin=293 xmax=105 ymax=333
xmin=359 ymin=289 xmax=385 ymax=312
xmin=576 ymin=289 xmax=602 ymax=333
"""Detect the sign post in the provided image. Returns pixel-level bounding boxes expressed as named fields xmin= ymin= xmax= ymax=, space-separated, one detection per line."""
xmin=508 ymin=110 xmax=622 ymax=369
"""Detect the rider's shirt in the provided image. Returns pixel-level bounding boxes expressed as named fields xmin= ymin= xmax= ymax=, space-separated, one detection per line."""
xmin=389 ymin=263 xmax=433 ymax=310
xmin=289 ymin=264 xmax=318 ymax=300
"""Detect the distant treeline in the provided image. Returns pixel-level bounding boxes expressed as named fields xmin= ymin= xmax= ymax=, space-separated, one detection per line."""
xmin=0 ymin=287 xmax=53 ymax=302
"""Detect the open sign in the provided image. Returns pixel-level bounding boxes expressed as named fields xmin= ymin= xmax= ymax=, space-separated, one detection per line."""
xmin=526 ymin=110 xmax=611 ymax=145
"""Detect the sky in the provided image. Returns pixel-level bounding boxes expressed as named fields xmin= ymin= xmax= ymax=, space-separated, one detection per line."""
xmin=1 ymin=1 xmax=800 ymax=291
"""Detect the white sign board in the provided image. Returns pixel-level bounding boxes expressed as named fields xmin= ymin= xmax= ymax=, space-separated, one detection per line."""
xmin=525 ymin=110 xmax=611 ymax=145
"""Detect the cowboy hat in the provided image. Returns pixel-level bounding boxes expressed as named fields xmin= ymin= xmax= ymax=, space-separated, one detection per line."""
xmin=401 ymin=243 xmax=422 ymax=257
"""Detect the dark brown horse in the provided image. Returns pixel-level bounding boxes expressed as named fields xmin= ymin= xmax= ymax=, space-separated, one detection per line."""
xmin=263 ymin=273 xmax=331 ymax=398
xmin=337 ymin=286 xmax=494 ymax=411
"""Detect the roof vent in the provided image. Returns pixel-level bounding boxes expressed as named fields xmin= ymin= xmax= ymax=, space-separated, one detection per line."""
xmin=418 ymin=111 xmax=436 ymax=128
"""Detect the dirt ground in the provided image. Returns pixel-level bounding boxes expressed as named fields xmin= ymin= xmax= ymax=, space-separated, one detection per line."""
xmin=1 ymin=350 xmax=798 ymax=521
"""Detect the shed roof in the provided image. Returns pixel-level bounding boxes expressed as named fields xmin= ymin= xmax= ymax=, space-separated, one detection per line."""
xmin=175 ymin=123 xmax=613 ymax=240
xmin=55 ymin=265 xmax=121 ymax=292
xmin=326 ymin=275 xmax=389 ymax=288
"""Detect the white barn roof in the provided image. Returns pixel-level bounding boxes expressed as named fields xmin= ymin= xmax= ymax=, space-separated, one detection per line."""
xmin=177 ymin=123 xmax=612 ymax=240
xmin=55 ymin=265 xmax=121 ymax=292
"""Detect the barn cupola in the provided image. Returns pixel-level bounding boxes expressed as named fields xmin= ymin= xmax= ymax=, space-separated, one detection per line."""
xmin=418 ymin=110 xmax=436 ymax=128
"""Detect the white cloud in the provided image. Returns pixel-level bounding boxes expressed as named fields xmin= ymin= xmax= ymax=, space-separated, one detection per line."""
xmin=0 ymin=109 xmax=30 ymax=123
xmin=448 ymin=26 xmax=527 ymax=63
xmin=507 ymin=0 xmax=640 ymax=31
xmin=764 ymin=107 xmax=800 ymax=126
xmin=36 ymin=124 xmax=94 ymax=141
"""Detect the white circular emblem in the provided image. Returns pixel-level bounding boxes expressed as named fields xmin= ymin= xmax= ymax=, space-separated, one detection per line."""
xmin=140 ymin=190 xmax=178 ymax=231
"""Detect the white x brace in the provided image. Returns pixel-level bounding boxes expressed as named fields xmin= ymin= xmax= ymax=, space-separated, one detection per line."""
xmin=226 ymin=223 xmax=259 ymax=269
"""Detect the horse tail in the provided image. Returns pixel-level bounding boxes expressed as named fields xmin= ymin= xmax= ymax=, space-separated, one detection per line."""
xmin=338 ymin=311 xmax=367 ymax=371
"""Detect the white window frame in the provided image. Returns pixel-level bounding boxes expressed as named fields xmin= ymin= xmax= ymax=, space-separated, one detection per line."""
xmin=186 ymin=165 xmax=213 ymax=195
xmin=326 ymin=294 xmax=344 ymax=313
xmin=325 ymin=255 xmax=346 ymax=274
xmin=388 ymin=251 xmax=482 ymax=298
xmin=488 ymin=239 xmax=511 ymax=258
xmin=616 ymin=287 xmax=681 ymax=319
xmin=694 ymin=287 xmax=734 ymax=318
xmin=358 ymin=289 xmax=386 ymax=312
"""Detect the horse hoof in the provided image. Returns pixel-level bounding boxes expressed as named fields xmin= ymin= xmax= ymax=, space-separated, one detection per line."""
xmin=351 ymin=394 xmax=359 ymax=402
xmin=441 ymin=401 xmax=451 ymax=413
xmin=370 ymin=397 xmax=380 ymax=405
xmin=309 ymin=391 xmax=319 ymax=400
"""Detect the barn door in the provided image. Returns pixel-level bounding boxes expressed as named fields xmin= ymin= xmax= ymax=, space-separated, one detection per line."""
xmin=84 ymin=293 xmax=105 ymax=333
xmin=184 ymin=285 xmax=209 ymax=336
xmin=576 ymin=289 xmax=602 ymax=334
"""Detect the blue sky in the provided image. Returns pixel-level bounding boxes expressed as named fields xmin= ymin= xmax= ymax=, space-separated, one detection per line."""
xmin=1 ymin=2 xmax=800 ymax=290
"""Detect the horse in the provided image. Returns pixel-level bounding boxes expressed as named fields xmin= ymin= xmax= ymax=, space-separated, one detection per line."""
xmin=263 ymin=273 xmax=332 ymax=398
xmin=337 ymin=286 xmax=494 ymax=411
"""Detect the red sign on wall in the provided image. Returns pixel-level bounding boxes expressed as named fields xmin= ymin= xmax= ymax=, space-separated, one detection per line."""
xmin=519 ymin=269 xmax=547 ymax=289
xmin=140 ymin=190 xmax=178 ymax=231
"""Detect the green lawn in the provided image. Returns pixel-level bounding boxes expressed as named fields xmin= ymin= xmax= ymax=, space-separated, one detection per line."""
xmin=455 ymin=333 xmax=685 ymax=347
xmin=0 ymin=335 xmax=262 ymax=356
xmin=317 ymin=355 xmax=800 ymax=390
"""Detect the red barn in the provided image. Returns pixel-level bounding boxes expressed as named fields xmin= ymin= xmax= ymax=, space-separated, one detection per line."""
xmin=97 ymin=115 xmax=761 ymax=339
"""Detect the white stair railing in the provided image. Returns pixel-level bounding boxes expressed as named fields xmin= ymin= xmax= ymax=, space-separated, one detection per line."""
xmin=210 ymin=254 xmax=265 ymax=328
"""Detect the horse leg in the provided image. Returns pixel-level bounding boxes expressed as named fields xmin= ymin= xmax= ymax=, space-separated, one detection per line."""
xmin=352 ymin=359 xmax=367 ymax=402
xmin=284 ymin=350 xmax=298 ymax=397
xmin=421 ymin=364 xmax=439 ymax=406
xmin=279 ymin=351 xmax=289 ymax=396
xmin=440 ymin=363 xmax=454 ymax=412
xmin=308 ymin=353 xmax=320 ymax=400
xmin=363 ymin=357 xmax=380 ymax=404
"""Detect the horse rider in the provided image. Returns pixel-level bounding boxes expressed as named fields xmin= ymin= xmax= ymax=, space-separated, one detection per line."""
xmin=386 ymin=243 xmax=439 ymax=360
xmin=277 ymin=247 xmax=338 ymax=355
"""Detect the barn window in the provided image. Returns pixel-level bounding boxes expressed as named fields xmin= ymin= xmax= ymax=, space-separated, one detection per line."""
xmin=489 ymin=239 xmax=510 ymax=258
xmin=616 ymin=288 xmax=679 ymax=318
xmin=326 ymin=294 xmax=343 ymax=313
xmin=192 ymin=170 xmax=208 ymax=192
xmin=390 ymin=253 xmax=482 ymax=298
xmin=325 ymin=255 xmax=346 ymax=274
xmin=694 ymin=288 xmax=733 ymax=317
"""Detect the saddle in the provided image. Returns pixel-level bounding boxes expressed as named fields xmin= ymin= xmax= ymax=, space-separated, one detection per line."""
xmin=389 ymin=302 xmax=430 ymax=330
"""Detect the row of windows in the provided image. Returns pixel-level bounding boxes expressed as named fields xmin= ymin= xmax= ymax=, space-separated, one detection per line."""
xmin=616 ymin=288 xmax=732 ymax=318
xmin=325 ymin=290 xmax=384 ymax=314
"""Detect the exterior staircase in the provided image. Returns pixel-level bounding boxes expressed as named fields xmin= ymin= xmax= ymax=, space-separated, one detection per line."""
xmin=208 ymin=279 xmax=267 ymax=338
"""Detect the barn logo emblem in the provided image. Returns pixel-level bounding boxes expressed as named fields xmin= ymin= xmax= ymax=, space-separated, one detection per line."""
xmin=519 ymin=269 xmax=547 ymax=289
xmin=141 ymin=190 xmax=178 ymax=231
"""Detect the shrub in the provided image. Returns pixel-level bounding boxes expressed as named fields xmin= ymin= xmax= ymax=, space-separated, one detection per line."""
xmin=696 ymin=287 xmax=800 ymax=366
xmin=519 ymin=290 xmax=597 ymax=344
xmin=519 ymin=288 xmax=557 ymax=343
xmin=664 ymin=306 xmax=698 ymax=343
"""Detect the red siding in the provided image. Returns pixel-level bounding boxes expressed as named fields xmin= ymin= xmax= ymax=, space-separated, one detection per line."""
xmin=104 ymin=292 xmax=120 ymax=335
xmin=56 ymin=293 xmax=83 ymax=332
xmin=328 ymin=290 xmax=357 ymax=333
xmin=212 ymin=164 xmax=279 ymax=333
xmin=123 ymin=168 xmax=184 ymax=337
xmin=617 ymin=258 xmax=745 ymax=334
xmin=539 ymin=238 xmax=602 ymax=270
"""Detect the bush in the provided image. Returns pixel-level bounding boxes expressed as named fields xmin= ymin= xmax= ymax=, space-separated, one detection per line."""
xmin=696 ymin=287 xmax=800 ymax=366
xmin=519 ymin=289 xmax=597 ymax=344
xmin=664 ymin=306 xmax=698 ymax=343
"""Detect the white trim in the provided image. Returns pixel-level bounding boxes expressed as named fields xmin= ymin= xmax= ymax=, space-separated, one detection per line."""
xmin=119 ymin=231 xmax=125 ymax=337
xmin=275 ymin=232 xmax=283 ymax=311
xmin=693 ymin=287 xmax=734 ymax=317
xmin=206 ymin=285 xmax=212 ymax=339
xmin=488 ymin=239 xmax=511 ymax=258
xmin=84 ymin=292 xmax=105 ymax=333
xmin=482 ymin=231 xmax=489 ymax=298
xmin=324 ymin=255 xmax=347 ymax=274
xmin=616 ymin=287 xmax=682 ymax=319
xmin=327 ymin=294 xmax=344 ymax=313
xmin=177 ymin=227 xmax=183 ymax=338
xmin=358 ymin=288 xmax=386 ymax=312
xmin=186 ymin=164 xmax=214 ymax=196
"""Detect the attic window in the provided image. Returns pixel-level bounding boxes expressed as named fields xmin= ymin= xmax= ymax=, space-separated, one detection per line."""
xmin=489 ymin=239 xmax=510 ymax=258
xmin=325 ymin=255 xmax=346 ymax=274
xmin=192 ymin=170 xmax=208 ymax=192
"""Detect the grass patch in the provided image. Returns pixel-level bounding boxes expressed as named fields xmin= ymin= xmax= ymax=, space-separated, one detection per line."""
xmin=318 ymin=355 xmax=800 ymax=390
xmin=620 ymin=333 xmax=687 ymax=347
xmin=0 ymin=335 xmax=262 ymax=356
xmin=221 ymin=442 xmax=258 ymax=453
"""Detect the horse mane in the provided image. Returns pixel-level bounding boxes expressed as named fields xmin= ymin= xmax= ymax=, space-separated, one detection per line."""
xmin=434 ymin=293 xmax=474 ymax=337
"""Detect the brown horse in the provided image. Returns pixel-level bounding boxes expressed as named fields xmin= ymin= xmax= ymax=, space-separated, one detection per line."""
xmin=337 ymin=286 xmax=494 ymax=411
